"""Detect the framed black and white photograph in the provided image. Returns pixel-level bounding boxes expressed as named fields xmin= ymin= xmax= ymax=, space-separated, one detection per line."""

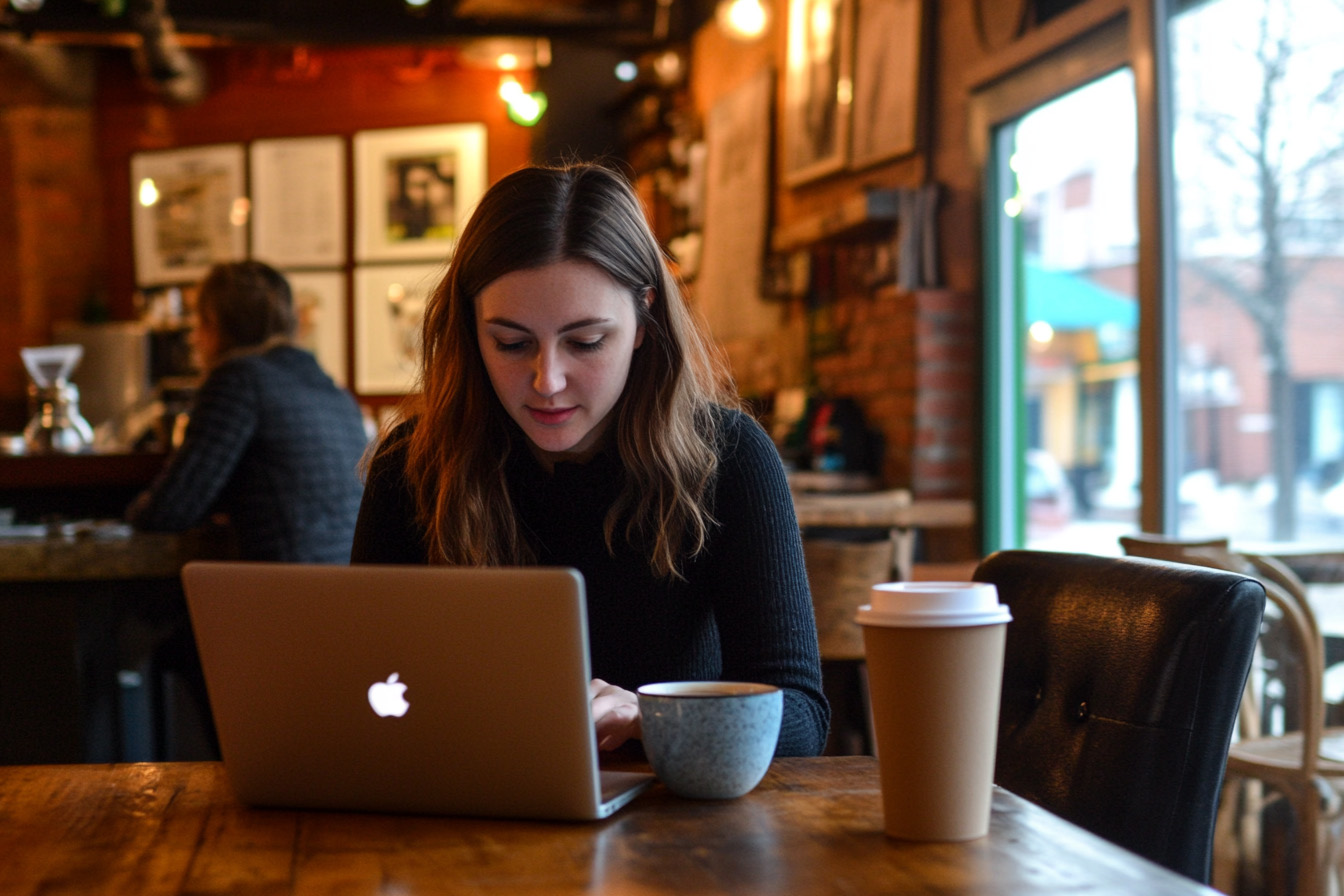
xmin=353 ymin=124 xmax=487 ymax=264
xmin=131 ymin=144 xmax=247 ymax=287
xmin=250 ymin=136 xmax=345 ymax=269
xmin=782 ymin=0 xmax=854 ymax=185
xmin=285 ymin=270 xmax=347 ymax=386
xmin=353 ymin=263 xmax=442 ymax=394
xmin=850 ymin=0 xmax=923 ymax=168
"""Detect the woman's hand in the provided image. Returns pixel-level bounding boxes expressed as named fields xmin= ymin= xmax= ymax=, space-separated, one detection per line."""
xmin=589 ymin=678 xmax=641 ymax=751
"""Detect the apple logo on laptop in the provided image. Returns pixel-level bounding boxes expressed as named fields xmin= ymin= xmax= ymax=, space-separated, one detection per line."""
xmin=368 ymin=672 xmax=410 ymax=717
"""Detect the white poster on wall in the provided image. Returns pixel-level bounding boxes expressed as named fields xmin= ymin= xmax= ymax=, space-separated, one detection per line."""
xmin=251 ymin=137 xmax=346 ymax=268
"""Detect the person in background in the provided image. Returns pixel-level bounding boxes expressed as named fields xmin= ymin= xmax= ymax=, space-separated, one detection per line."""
xmin=128 ymin=260 xmax=368 ymax=562
xmin=351 ymin=162 xmax=830 ymax=756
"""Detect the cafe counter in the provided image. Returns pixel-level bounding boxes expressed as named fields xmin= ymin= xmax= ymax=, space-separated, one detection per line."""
xmin=0 ymin=449 xmax=167 ymax=523
xmin=0 ymin=524 xmax=185 ymax=581
xmin=0 ymin=518 xmax=222 ymax=766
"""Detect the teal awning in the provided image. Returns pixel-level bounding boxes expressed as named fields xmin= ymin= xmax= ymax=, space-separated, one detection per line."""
xmin=1024 ymin=261 xmax=1137 ymax=331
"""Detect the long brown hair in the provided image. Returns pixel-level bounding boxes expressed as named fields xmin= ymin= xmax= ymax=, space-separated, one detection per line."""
xmin=395 ymin=162 xmax=736 ymax=578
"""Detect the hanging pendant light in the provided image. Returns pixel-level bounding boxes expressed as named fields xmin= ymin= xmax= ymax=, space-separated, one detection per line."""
xmin=716 ymin=0 xmax=770 ymax=41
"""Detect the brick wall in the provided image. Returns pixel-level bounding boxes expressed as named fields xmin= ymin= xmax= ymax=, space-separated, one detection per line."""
xmin=0 ymin=102 xmax=104 ymax=430
xmin=809 ymin=283 xmax=979 ymax=560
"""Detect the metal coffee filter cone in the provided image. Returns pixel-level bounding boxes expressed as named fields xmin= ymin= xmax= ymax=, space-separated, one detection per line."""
xmin=21 ymin=344 xmax=84 ymax=387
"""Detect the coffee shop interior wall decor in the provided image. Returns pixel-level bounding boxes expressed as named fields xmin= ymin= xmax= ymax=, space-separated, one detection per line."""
xmin=781 ymin=0 xmax=854 ymax=186
xmin=129 ymin=143 xmax=247 ymax=288
xmin=693 ymin=66 xmax=776 ymax=349
xmin=352 ymin=123 xmax=488 ymax=265
xmin=248 ymin=135 xmax=346 ymax=270
xmin=353 ymin=262 xmax=442 ymax=396
xmin=849 ymin=0 xmax=924 ymax=169
xmin=285 ymin=270 xmax=348 ymax=387
xmin=249 ymin=136 xmax=348 ymax=384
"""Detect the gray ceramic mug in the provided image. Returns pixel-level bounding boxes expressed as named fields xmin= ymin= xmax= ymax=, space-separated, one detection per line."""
xmin=636 ymin=681 xmax=782 ymax=799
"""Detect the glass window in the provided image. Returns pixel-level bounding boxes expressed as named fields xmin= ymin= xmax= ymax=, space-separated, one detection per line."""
xmin=1170 ymin=0 xmax=1344 ymax=548
xmin=978 ymin=1 xmax=1344 ymax=561
xmin=992 ymin=70 xmax=1142 ymax=553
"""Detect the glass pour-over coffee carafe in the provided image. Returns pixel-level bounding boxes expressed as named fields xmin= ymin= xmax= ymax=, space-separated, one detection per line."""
xmin=21 ymin=344 xmax=95 ymax=454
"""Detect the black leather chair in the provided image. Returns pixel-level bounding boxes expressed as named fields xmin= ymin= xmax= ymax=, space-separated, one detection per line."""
xmin=974 ymin=549 xmax=1265 ymax=884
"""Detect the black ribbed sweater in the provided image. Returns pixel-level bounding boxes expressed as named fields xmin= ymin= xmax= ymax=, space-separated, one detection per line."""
xmin=351 ymin=407 xmax=830 ymax=756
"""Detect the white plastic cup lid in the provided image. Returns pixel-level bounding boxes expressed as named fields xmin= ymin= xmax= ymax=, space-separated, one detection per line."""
xmin=855 ymin=581 xmax=1011 ymax=628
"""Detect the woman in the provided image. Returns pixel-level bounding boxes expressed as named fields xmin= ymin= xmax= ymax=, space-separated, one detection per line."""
xmin=352 ymin=163 xmax=829 ymax=756
xmin=128 ymin=260 xmax=369 ymax=563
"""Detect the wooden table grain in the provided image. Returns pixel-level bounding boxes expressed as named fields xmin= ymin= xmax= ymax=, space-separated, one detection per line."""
xmin=1 ymin=757 xmax=1217 ymax=895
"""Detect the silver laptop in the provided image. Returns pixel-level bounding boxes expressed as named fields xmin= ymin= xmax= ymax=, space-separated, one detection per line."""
xmin=180 ymin=561 xmax=653 ymax=820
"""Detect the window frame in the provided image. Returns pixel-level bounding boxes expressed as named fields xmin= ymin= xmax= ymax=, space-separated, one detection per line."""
xmin=968 ymin=1 xmax=1177 ymax=552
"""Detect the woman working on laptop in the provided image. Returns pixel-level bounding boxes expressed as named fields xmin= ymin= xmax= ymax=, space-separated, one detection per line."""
xmin=351 ymin=163 xmax=829 ymax=757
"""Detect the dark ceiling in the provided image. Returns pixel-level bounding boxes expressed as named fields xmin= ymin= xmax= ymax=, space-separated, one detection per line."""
xmin=2 ymin=0 xmax=718 ymax=49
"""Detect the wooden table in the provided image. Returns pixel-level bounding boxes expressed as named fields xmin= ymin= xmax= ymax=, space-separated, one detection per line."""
xmin=790 ymin=489 xmax=977 ymax=753
xmin=1 ymin=757 xmax=1218 ymax=895
xmin=792 ymin=488 xmax=976 ymax=661
xmin=791 ymin=488 xmax=976 ymax=582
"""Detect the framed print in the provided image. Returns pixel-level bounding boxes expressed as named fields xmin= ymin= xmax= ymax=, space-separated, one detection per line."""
xmin=131 ymin=144 xmax=247 ymax=287
xmin=850 ymin=0 xmax=923 ymax=168
xmin=697 ymin=68 xmax=777 ymax=339
xmin=250 ymin=137 xmax=345 ymax=268
xmin=353 ymin=263 xmax=443 ymax=394
xmin=353 ymin=124 xmax=487 ymax=263
xmin=286 ymin=270 xmax=347 ymax=386
xmin=783 ymin=0 xmax=855 ymax=185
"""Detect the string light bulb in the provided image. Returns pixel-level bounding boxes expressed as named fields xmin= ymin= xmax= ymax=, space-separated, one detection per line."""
xmin=138 ymin=177 xmax=160 ymax=207
xmin=499 ymin=76 xmax=547 ymax=127
xmin=716 ymin=0 xmax=769 ymax=41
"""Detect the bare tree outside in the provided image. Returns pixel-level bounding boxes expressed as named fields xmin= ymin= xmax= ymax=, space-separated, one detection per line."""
xmin=1173 ymin=0 xmax=1344 ymax=541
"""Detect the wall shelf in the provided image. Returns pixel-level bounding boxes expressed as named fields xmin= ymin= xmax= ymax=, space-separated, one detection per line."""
xmin=770 ymin=188 xmax=901 ymax=253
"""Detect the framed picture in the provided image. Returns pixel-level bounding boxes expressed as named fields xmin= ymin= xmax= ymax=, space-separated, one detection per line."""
xmin=353 ymin=124 xmax=487 ymax=263
xmin=286 ymin=270 xmax=347 ymax=386
xmin=697 ymin=68 xmax=777 ymax=338
xmin=131 ymin=144 xmax=247 ymax=287
xmin=850 ymin=0 xmax=924 ymax=168
xmin=783 ymin=0 xmax=855 ymax=185
xmin=250 ymin=137 xmax=346 ymax=268
xmin=353 ymin=263 xmax=443 ymax=395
